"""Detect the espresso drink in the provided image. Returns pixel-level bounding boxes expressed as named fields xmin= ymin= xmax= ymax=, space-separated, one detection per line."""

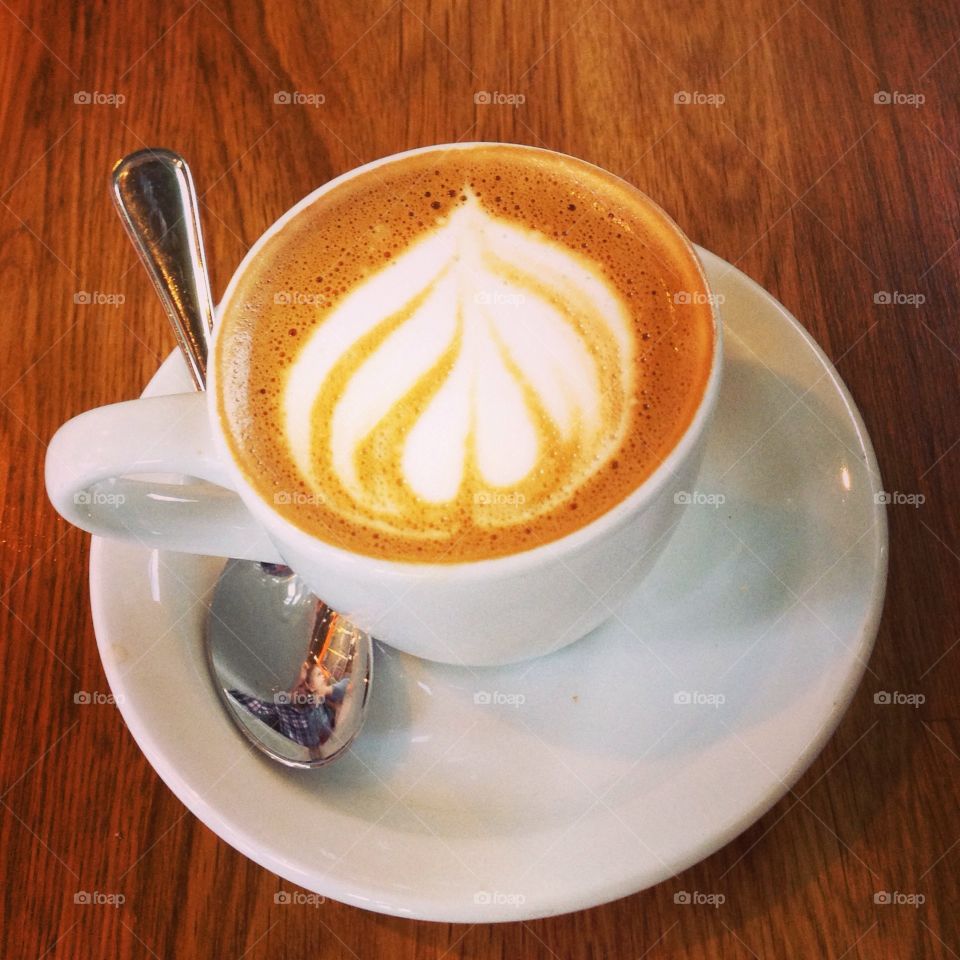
xmin=216 ymin=145 xmax=714 ymax=562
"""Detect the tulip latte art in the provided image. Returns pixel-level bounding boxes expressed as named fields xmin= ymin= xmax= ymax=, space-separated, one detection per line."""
xmin=217 ymin=145 xmax=714 ymax=562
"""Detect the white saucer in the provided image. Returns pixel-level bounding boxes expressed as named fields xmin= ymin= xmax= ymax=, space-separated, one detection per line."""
xmin=90 ymin=249 xmax=887 ymax=922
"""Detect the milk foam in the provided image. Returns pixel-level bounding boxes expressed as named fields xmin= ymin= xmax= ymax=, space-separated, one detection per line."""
xmin=283 ymin=193 xmax=635 ymax=522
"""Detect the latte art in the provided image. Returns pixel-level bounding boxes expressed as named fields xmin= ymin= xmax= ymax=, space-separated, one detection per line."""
xmin=217 ymin=144 xmax=715 ymax=562
xmin=284 ymin=193 xmax=635 ymax=537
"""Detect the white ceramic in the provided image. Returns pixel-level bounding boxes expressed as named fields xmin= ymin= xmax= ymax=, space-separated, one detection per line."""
xmin=90 ymin=251 xmax=887 ymax=922
xmin=46 ymin=143 xmax=722 ymax=667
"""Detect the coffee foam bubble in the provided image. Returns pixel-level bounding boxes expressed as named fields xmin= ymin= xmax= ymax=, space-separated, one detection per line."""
xmin=216 ymin=145 xmax=714 ymax=562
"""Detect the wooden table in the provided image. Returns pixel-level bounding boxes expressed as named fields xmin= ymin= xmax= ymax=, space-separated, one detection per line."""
xmin=2 ymin=1 xmax=958 ymax=956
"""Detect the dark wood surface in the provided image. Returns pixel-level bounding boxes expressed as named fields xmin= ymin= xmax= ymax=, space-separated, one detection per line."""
xmin=2 ymin=1 xmax=959 ymax=956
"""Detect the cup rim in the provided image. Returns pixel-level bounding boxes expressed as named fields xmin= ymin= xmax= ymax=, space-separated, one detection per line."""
xmin=210 ymin=141 xmax=723 ymax=578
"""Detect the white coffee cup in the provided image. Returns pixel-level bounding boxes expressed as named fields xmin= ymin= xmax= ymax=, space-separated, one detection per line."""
xmin=45 ymin=144 xmax=722 ymax=667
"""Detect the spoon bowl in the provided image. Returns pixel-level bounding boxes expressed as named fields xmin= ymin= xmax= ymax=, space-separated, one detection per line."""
xmin=207 ymin=560 xmax=372 ymax=766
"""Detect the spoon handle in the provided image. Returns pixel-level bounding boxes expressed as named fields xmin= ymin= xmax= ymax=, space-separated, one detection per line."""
xmin=111 ymin=149 xmax=215 ymax=391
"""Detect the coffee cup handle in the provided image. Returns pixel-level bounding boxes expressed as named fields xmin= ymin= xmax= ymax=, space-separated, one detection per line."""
xmin=45 ymin=392 xmax=283 ymax=561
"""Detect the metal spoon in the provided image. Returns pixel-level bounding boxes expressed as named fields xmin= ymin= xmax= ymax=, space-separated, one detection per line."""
xmin=111 ymin=148 xmax=373 ymax=767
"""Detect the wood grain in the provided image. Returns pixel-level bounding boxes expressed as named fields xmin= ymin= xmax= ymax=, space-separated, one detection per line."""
xmin=2 ymin=0 xmax=959 ymax=956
